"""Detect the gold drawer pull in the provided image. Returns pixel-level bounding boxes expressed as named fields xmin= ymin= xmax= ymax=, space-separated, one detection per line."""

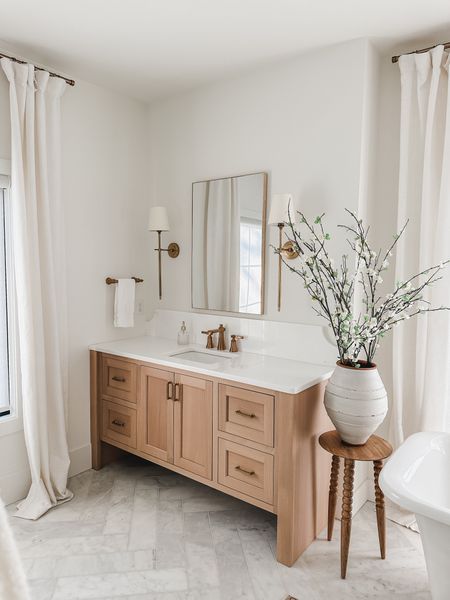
xmin=167 ymin=381 xmax=174 ymax=400
xmin=112 ymin=419 xmax=125 ymax=427
xmin=235 ymin=409 xmax=256 ymax=418
xmin=235 ymin=465 xmax=255 ymax=476
xmin=111 ymin=376 xmax=126 ymax=382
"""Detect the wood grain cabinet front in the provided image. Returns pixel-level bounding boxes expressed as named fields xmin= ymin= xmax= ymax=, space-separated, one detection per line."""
xmin=102 ymin=355 xmax=138 ymax=404
xmin=218 ymin=383 xmax=274 ymax=446
xmin=138 ymin=366 xmax=174 ymax=463
xmin=173 ymin=374 xmax=213 ymax=480
xmin=218 ymin=437 xmax=274 ymax=504
xmin=102 ymin=399 xmax=137 ymax=448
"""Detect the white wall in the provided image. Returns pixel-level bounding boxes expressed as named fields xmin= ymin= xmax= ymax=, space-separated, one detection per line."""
xmin=0 ymin=60 xmax=150 ymax=503
xmin=369 ymin=53 xmax=401 ymax=424
xmin=146 ymin=39 xmax=377 ymax=325
xmin=63 ymin=79 xmax=149 ymax=470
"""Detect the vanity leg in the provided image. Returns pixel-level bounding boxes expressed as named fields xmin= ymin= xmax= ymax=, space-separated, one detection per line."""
xmin=90 ymin=351 xmax=126 ymax=470
xmin=341 ymin=458 xmax=354 ymax=579
xmin=276 ymin=384 xmax=330 ymax=566
xmin=328 ymin=455 xmax=340 ymax=541
xmin=90 ymin=350 xmax=102 ymax=470
xmin=373 ymin=459 xmax=386 ymax=559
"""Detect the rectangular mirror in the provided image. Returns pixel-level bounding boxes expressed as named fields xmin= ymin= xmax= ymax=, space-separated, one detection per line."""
xmin=192 ymin=172 xmax=267 ymax=315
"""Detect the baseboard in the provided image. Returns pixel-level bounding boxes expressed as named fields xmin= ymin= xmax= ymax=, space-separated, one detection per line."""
xmin=1 ymin=444 xmax=92 ymax=506
xmin=352 ymin=477 xmax=371 ymax=515
xmin=366 ymin=481 xmax=375 ymax=503
xmin=336 ymin=476 xmax=370 ymax=518
xmin=69 ymin=443 xmax=92 ymax=477
xmin=0 ymin=467 xmax=31 ymax=506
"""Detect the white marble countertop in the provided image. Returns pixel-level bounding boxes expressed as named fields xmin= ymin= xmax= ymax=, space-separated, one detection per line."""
xmin=89 ymin=336 xmax=334 ymax=394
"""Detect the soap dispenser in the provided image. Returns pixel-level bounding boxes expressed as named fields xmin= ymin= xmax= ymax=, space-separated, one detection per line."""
xmin=177 ymin=321 xmax=189 ymax=345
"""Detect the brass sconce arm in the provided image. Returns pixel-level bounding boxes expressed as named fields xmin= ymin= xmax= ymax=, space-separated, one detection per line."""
xmin=154 ymin=230 xmax=180 ymax=300
xmin=276 ymin=222 xmax=299 ymax=312
xmin=269 ymin=194 xmax=300 ymax=312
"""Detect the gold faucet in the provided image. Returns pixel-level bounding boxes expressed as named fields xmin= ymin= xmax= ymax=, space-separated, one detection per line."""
xmin=216 ymin=324 xmax=226 ymax=351
xmin=201 ymin=324 xmax=226 ymax=350
xmin=229 ymin=334 xmax=244 ymax=353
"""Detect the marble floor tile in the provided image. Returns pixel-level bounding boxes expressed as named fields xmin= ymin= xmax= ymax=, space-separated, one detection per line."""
xmin=155 ymin=534 xmax=187 ymax=570
xmin=52 ymin=568 xmax=188 ymax=599
xmin=25 ymin=550 xmax=157 ymax=580
xmin=103 ymin=476 xmax=137 ymax=534
xmin=185 ymin=541 xmax=220 ymax=590
xmin=183 ymin=511 xmax=212 ymax=546
xmin=19 ymin=533 xmax=129 ymax=559
xmin=213 ymin=537 xmax=256 ymax=599
xmin=28 ymin=578 xmax=57 ymax=600
xmin=121 ymin=594 xmax=185 ymax=600
xmin=7 ymin=455 xmax=431 ymax=600
xmin=128 ymin=487 xmax=159 ymax=551
xmin=239 ymin=529 xmax=287 ymax=600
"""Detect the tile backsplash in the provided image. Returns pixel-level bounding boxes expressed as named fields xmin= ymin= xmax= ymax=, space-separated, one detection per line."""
xmin=147 ymin=309 xmax=336 ymax=365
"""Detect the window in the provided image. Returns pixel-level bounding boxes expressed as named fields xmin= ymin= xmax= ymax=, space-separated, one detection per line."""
xmin=0 ymin=186 xmax=10 ymax=418
xmin=239 ymin=218 xmax=262 ymax=313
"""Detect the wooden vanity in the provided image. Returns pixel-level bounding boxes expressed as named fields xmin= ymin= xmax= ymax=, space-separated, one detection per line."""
xmin=90 ymin=348 xmax=331 ymax=566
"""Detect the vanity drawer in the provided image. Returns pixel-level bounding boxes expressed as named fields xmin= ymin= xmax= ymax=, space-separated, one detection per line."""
xmin=102 ymin=400 xmax=137 ymax=449
xmin=102 ymin=356 xmax=137 ymax=404
xmin=218 ymin=438 xmax=274 ymax=504
xmin=218 ymin=384 xmax=274 ymax=446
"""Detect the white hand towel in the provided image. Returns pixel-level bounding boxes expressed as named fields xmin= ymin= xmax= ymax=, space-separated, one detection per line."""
xmin=114 ymin=279 xmax=136 ymax=328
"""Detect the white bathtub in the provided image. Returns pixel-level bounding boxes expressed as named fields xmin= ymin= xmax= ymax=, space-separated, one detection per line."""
xmin=379 ymin=432 xmax=450 ymax=600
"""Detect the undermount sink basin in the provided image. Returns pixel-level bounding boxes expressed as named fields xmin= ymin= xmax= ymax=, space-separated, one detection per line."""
xmin=169 ymin=349 xmax=232 ymax=366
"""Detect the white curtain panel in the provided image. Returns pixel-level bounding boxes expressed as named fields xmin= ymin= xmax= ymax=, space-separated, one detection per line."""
xmin=0 ymin=499 xmax=30 ymax=599
xmin=1 ymin=58 xmax=72 ymax=519
xmin=192 ymin=181 xmax=209 ymax=309
xmin=390 ymin=46 xmax=450 ymax=446
xmin=205 ymin=178 xmax=240 ymax=312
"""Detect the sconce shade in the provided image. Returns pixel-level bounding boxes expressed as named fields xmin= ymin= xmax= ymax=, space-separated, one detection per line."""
xmin=268 ymin=193 xmax=297 ymax=225
xmin=148 ymin=206 xmax=170 ymax=232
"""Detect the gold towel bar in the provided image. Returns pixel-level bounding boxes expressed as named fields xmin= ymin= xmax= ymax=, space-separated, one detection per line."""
xmin=105 ymin=277 xmax=144 ymax=285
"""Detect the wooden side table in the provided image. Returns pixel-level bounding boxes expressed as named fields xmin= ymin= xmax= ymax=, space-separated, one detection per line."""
xmin=319 ymin=430 xmax=393 ymax=579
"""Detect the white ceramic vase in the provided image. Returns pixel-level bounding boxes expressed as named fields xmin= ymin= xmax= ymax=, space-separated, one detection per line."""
xmin=324 ymin=362 xmax=388 ymax=445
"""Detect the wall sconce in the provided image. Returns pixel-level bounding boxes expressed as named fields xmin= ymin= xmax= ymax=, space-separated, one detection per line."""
xmin=268 ymin=193 xmax=299 ymax=312
xmin=148 ymin=206 xmax=180 ymax=300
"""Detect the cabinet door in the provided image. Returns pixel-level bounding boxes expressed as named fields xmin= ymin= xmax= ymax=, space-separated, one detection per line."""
xmin=138 ymin=366 xmax=174 ymax=463
xmin=173 ymin=374 xmax=213 ymax=480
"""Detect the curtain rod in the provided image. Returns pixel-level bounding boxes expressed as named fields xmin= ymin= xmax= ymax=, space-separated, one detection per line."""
xmin=392 ymin=41 xmax=450 ymax=63
xmin=0 ymin=51 xmax=75 ymax=86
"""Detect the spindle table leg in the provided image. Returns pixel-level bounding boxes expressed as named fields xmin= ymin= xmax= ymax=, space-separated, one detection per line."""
xmin=373 ymin=459 xmax=386 ymax=559
xmin=327 ymin=455 xmax=340 ymax=540
xmin=341 ymin=458 xmax=355 ymax=579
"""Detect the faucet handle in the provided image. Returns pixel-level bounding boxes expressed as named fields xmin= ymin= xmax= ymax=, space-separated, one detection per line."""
xmin=201 ymin=330 xmax=215 ymax=349
xmin=229 ymin=334 xmax=244 ymax=353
